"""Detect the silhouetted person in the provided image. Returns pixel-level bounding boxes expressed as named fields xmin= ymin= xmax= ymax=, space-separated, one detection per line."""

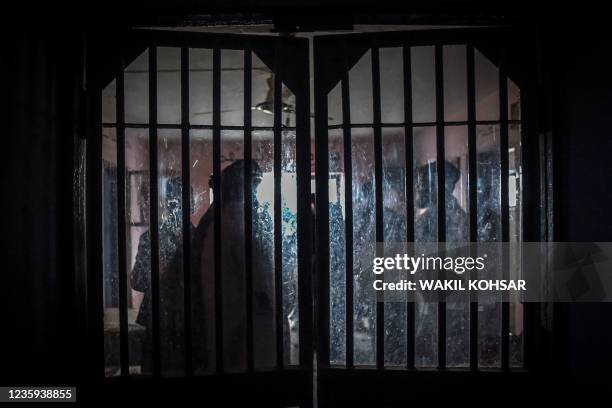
xmin=130 ymin=177 xmax=195 ymax=373
xmin=415 ymin=160 xmax=468 ymax=243
xmin=139 ymin=160 xmax=280 ymax=374
xmin=200 ymin=160 xmax=276 ymax=370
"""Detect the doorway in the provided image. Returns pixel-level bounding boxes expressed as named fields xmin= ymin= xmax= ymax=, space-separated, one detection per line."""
xmin=88 ymin=25 xmax=534 ymax=406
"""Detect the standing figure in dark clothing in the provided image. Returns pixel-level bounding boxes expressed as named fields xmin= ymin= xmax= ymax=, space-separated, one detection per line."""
xmin=132 ymin=161 xmax=274 ymax=374
xmin=130 ymin=177 xmax=194 ymax=374
xmin=414 ymin=160 xmax=468 ymax=243
xmin=190 ymin=160 xmax=275 ymax=371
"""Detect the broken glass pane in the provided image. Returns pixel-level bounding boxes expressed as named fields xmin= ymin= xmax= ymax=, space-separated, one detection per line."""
xmin=328 ymin=128 xmax=347 ymax=365
xmin=252 ymin=130 xmax=277 ymax=369
xmin=157 ymin=129 xmax=185 ymax=376
xmin=282 ymin=127 xmax=300 ymax=365
xmin=444 ymin=125 xmax=470 ymax=368
xmin=352 ymin=127 xmax=376 ymax=366
xmin=189 ymin=129 xmax=215 ymax=374
xmin=382 ymin=127 xmax=407 ymax=366
xmin=477 ymin=124 xmax=502 ymax=368
xmin=125 ymin=128 xmax=151 ymax=375
xmin=413 ymin=126 xmax=438 ymax=368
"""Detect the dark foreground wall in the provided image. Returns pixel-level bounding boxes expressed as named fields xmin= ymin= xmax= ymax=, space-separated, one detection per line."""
xmin=549 ymin=23 xmax=612 ymax=386
xmin=1 ymin=35 xmax=83 ymax=385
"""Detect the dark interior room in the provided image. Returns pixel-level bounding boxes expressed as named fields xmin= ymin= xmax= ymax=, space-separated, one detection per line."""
xmin=2 ymin=1 xmax=612 ymax=405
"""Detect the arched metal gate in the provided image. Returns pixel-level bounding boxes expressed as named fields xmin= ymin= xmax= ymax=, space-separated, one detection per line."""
xmin=86 ymin=27 xmax=542 ymax=406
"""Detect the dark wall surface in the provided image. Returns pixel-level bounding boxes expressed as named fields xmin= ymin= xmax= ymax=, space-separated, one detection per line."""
xmin=1 ymin=35 xmax=83 ymax=385
xmin=548 ymin=23 xmax=612 ymax=387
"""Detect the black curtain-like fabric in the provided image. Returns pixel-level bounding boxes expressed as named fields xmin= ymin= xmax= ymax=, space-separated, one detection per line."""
xmin=1 ymin=34 xmax=83 ymax=385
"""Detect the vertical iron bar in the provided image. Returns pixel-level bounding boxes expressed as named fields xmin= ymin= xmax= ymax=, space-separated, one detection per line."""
xmin=467 ymin=43 xmax=479 ymax=371
xmin=116 ymin=56 xmax=129 ymax=377
xmin=148 ymin=46 xmax=162 ymax=377
xmin=499 ymin=51 xmax=511 ymax=371
xmin=372 ymin=46 xmax=385 ymax=369
xmin=273 ymin=39 xmax=284 ymax=368
xmin=341 ymin=43 xmax=354 ymax=369
xmin=314 ymin=37 xmax=331 ymax=366
xmin=403 ymin=45 xmax=416 ymax=370
xmin=180 ymin=46 xmax=193 ymax=376
xmin=243 ymin=43 xmax=255 ymax=372
xmin=434 ymin=44 xmax=446 ymax=370
xmin=212 ymin=45 xmax=223 ymax=373
xmin=295 ymin=39 xmax=313 ymax=370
